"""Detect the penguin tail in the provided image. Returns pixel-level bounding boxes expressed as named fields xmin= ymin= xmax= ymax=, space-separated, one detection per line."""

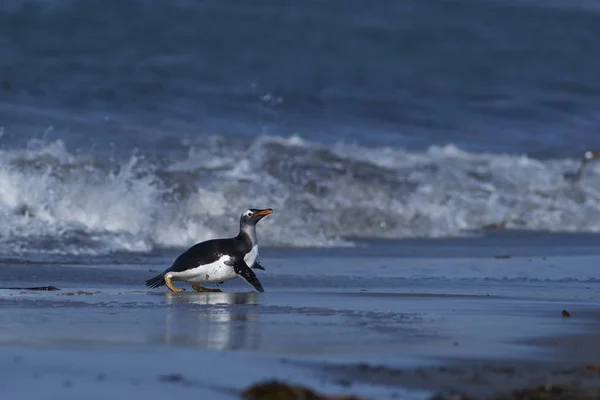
xmin=145 ymin=273 xmax=166 ymax=289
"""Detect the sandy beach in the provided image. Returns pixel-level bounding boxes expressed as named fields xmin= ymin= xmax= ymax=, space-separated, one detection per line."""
xmin=1 ymin=232 xmax=599 ymax=399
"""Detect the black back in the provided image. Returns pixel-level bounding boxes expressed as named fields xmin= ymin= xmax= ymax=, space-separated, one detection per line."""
xmin=166 ymin=233 xmax=253 ymax=273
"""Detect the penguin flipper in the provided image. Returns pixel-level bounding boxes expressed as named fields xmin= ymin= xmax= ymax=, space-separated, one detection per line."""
xmin=229 ymin=259 xmax=264 ymax=292
xmin=252 ymin=261 xmax=266 ymax=271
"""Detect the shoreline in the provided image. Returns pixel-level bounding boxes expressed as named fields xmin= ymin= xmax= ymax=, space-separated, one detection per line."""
xmin=3 ymin=311 xmax=600 ymax=400
xmin=1 ymin=289 xmax=598 ymax=400
xmin=318 ymin=307 xmax=600 ymax=399
xmin=1 ymin=241 xmax=599 ymax=399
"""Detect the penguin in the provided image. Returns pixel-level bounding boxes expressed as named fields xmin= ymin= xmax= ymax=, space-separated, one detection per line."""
xmin=145 ymin=208 xmax=273 ymax=292
xmin=564 ymin=150 xmax=600 ymax=182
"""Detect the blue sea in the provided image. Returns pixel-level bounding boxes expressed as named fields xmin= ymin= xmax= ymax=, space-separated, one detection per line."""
xmin=1 ymin=0 xmax=600 ymax=257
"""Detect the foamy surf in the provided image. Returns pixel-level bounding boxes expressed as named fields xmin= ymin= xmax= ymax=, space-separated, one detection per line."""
xmin=0 ymin=135 xmax=599 ymax=255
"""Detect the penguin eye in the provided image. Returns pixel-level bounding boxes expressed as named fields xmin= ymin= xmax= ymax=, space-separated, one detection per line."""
xmin=247 ymin=212 xmax=253 ymax=217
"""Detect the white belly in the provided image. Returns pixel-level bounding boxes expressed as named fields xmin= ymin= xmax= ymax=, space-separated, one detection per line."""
xmin=244 ymin=245 xmax=258 ymax=266
xmin=167 ymin=255 xmax=238 ymax=284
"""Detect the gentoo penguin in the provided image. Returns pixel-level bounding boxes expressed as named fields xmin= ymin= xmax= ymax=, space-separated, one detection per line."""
xmin=145 ymin=208 xmax=273 ymax=293
xmin=564 ymin=150 xmax=600 ymax=182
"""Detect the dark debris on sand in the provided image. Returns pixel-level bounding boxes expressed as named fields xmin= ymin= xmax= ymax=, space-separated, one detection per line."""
xmin=431 ymin=382 xmax=600 ymax=400
xmin=0 ymin=286 xmax=60 ymax=291
xmin=322 ymin=361 xmax=600 ymax=400
xmin=242 ymin=380 xmax=600 ymax=400
xmin=242 ymin=381 xmax=365 ymax=400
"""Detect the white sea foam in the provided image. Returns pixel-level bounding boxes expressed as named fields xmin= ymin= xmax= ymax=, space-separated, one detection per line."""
xmin=0 ymin=136 xmax=599 ymax=255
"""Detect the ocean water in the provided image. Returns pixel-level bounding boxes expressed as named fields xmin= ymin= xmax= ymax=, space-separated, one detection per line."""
xmin=1 ymin=0 xmax=600 ymax=257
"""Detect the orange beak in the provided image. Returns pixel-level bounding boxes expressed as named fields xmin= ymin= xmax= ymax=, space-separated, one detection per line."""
xmin=255 ymin=209 xmax=273 ymax=217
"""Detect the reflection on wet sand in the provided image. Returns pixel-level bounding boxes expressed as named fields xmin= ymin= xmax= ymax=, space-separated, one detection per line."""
xmin=164 ymin=292 xmax=260 ymax=350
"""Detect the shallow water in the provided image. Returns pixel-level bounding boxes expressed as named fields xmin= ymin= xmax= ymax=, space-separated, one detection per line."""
xmin=2 ymin=236 xmax=600 ymax=398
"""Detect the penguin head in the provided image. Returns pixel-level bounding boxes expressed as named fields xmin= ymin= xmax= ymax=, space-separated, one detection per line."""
xmin=584 ymin=151 xmax=600 ymax=162
xmin=240 ymin=208 xmax=273 ymax=226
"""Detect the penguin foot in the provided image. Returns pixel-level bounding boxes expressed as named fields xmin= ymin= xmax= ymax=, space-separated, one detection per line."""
xmin=165 ymin=276 xmax=183 ymax=293
xmin=192 ymin=284 xmax=222 ymax=293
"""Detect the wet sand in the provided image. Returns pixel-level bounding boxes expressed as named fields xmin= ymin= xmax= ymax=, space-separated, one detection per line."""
xmin=1 ymin=235 xmax=600 ymax=399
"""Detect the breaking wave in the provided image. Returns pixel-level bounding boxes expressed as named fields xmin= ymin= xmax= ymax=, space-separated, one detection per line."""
xmin=0 ymin=135 xmax=599 ymax=255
